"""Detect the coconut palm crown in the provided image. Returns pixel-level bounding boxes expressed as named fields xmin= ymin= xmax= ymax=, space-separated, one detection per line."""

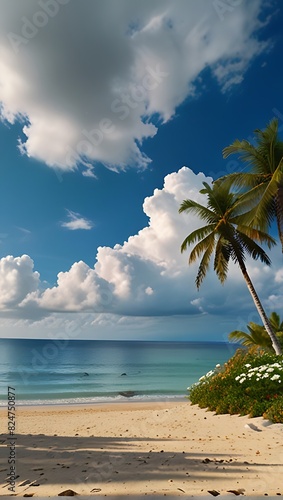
xmin=221 ymin=118 xmax=283 ymax=251
xmin=179 ymin=180 xmax=282 ymax=355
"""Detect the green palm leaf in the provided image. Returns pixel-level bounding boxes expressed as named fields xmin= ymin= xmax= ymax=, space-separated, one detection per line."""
xmin=188 ymin=232 xmax=215 ymax=265
xmin=179 ymin=199 xmax=217 ymax=224
xmin=180 ymin=224 xmax=215 ymax=253
xmin=214 ymin=238 xmax=230 ymax=283
xmin=195 ymin=234 xmax=215 ymax=289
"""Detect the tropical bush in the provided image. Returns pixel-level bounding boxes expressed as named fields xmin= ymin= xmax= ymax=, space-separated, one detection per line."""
xmin=188 ymin=348 xmax=283 ymax=422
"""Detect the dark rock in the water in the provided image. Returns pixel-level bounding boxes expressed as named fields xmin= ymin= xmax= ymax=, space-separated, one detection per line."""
xmin=82 ymin=372 xmax=89 ymax=376
xmin=208 ymin=491 xmax=220 ymax=497
xmin=119 ymin=391 xmax=136 ymax=397
xmin=58 ymin=490 xmax=78 ymax=496
xmin=120 ymin=373 xmax=127 ymax=376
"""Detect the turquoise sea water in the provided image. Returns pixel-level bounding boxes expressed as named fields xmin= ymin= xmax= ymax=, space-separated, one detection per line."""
xmin=0 ymin=339 xmax=238 ymax=406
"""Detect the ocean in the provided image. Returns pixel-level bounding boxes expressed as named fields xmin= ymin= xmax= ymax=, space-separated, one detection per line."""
xmin=0 ymin=339 xmax=238 ymax=406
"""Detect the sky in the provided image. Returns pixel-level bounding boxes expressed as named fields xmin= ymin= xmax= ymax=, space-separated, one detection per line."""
xmin=0 ymin=0 xmax=283 ymax=341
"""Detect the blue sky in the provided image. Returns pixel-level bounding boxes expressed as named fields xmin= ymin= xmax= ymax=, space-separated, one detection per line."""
xmin=0 ymin=0 xmax=283 ymax=341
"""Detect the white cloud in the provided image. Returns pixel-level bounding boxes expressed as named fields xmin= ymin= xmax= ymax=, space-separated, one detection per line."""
xmin=21 ymin=261 xmax=113 ymax=312
xmin=8 ymin=167 xmax=282 ymax=325
xmin=275 ymin=269 xmax=283 ymax=283
xmin=61 ymin=210 xmax=93 ymax=231
xmin=0 ymin=255 xmax=40 ymax=309
xmin=0 ymin=0 xmax=270 ymax=172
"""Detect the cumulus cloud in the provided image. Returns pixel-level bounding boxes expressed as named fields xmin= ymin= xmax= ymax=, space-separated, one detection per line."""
xmin=61 ymin=210 xmax=93 ymax=230
xmin=0 ymin=0 xmax=270 ymax=173
xmin=7 ymin=167 xmax=281 ymax=324
xmin=21 ymin=261 xmax=113 ymax=312
xmin=0 ymin=255 xmax=40 ymax=309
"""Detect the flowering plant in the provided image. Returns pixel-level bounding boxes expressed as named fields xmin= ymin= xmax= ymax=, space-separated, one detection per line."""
xmin=235 ymin=361 xmax=283 ymax=384
xmin=188 ymin=347 xmax=283 ymax=422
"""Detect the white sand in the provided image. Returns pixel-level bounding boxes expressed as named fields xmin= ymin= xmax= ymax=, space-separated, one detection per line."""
xmin=1 ymin=401 xmax=283 ymax=497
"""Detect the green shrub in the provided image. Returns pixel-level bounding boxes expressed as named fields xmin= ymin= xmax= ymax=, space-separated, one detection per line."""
xmin=188 ymin=347 xmax=283 ymax=423
xmin=263 ymin=395 xmax=283 ymax=423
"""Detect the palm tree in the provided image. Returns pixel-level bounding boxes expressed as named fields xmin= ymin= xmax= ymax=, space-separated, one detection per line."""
xmin=221 ymin=118 xmax=283 ymax=251
xmin=179 ymin=180 xmax=282 ymax=355
xmin=229 ymin=312 xmax=283 ymax=353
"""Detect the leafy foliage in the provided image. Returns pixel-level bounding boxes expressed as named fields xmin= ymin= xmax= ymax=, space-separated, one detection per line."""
xmin=179 ymin=180 xmax=282 ymax=354
xmin=179 ymin=181 xmax=275 ymax=289
xmin=188 ymin=348 xmax=283 ymax=422
xmin=229 ymin=312 xmax=283 ymax=353
xmin=221 ymin=118 xmax=283 ymax=249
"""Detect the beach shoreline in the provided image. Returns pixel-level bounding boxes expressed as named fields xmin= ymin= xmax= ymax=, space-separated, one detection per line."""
xmin=1 ymin=401 xmax=283 ymax=497
xmin=0 ymin=395 xmax=187 ymax=409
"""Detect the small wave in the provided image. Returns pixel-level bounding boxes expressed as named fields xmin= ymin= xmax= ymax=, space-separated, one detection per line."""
xmin=0 ymin=393 xmax=186 ymax=407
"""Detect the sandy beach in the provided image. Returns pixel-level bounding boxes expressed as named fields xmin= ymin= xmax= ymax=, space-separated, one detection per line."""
xmin=1 ymin=400 xmax=283 ymax=497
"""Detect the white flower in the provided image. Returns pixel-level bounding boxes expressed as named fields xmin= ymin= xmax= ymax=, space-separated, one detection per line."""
xmin=239 ymin=378 xmax=246 ymax=384
xmin=245 ymin=364 xmax=251 ymax=368
xmin=270 ymin=374 xmax=280 ymax=381
xmin=266 ymin=368 xmax=274 ymax=373
xmin=273 ymin=363 xmax=282 ymax=369
xmin=235 ymin=376 xmax=240 ymax=381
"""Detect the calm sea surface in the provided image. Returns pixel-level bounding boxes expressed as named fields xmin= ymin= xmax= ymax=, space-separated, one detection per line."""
xmin=0 ymin=339 xmax=238 ymax=406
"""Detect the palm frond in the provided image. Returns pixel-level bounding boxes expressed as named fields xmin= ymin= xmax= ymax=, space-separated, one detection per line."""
xmin=236 ymin=225 xmax=276 ymax=249
xmin=188 ymin=233 xmax=215 ymax=265
xmin=240 ymin=168 xmax=280 ymax=230
xmin=180 ymin=224 xmax=215 ymax=253
xmin=223 ymin=140 xmax=269 ymax=174
xmin=236 ymin=231 xmax=271 ymax=265
xmin=213 ymin=238 xmax=231 ymax=284
xmin=228 ymin=330 xmax=257 ymax=346
xmin=228 ymin=308 xmax=283 ymax=352
xmin=254 ymin=118 xmax=280 ymax=173
xmin=269 ymin=312 xmax=283 ymax=331
xmin=219 ymin=226 xmax=246 ymax=266
xmin=179 ymin=199 xmax=217 ymax=224
xmin=206 ymin=182 xmax=235 ymax=216
xmin=195 ymin=236 xmax=215 ymax=289
xmin=217 ymin=172 xmax=267 ymax=191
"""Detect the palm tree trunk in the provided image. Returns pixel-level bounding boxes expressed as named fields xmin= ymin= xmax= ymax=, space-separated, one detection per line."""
xmin=275 ymin=185 xmax=283 ymax=252
xmin=238 ymin=261 xmax=282 ymax=355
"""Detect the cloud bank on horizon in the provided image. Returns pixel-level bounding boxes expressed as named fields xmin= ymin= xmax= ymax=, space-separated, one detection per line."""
xmin=0 ymin=167 xmax=282 ymax=330
xmin=0 ymin=0 xmax=270 ymax=175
